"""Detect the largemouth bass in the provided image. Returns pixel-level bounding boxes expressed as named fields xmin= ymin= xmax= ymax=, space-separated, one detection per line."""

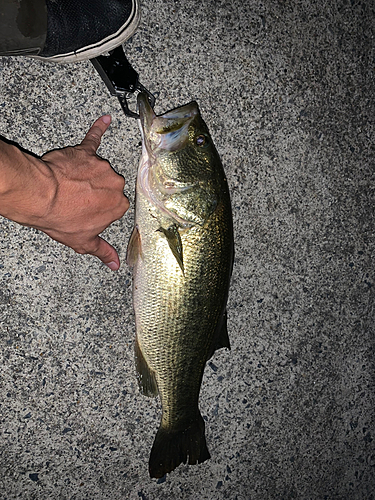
xmin=127 ymin=93 xmax=234 ymax=478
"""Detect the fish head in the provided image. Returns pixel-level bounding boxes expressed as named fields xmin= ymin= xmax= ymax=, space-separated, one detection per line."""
xmin=137 ymin=93 xmax=222 ymax=226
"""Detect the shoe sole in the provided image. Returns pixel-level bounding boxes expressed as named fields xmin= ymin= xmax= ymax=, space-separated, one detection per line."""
xmin=32 ymin=0 xmax=140 ymax=63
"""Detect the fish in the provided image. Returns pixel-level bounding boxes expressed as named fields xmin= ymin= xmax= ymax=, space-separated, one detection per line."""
xmin=126 ymin=92 xmax=234 ymax=478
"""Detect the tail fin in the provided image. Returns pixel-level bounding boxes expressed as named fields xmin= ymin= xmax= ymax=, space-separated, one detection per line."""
xmin=148 ymin=412 xmax=210 ymax=478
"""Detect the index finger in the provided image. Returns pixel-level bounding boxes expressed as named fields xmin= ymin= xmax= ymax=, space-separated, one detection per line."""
xmin=80 ymin=115 xmax=112 ymax=153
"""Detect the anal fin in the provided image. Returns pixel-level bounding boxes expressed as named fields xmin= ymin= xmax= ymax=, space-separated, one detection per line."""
xmin=135 ymin=336 xmax=158 ymax=397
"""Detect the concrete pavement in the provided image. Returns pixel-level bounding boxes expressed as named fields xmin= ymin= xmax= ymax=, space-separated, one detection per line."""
xmin=0 ymin=0 xmax=374 ymax=498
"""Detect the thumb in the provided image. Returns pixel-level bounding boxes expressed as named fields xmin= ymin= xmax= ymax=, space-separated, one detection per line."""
xmin=89 ymin=236 xmax=121 ymax=271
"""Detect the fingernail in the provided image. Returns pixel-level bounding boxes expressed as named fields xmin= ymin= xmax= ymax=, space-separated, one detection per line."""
xmin=102 ymin=115 xmax=111 ymax=125
xmin=106 ymin=261 xmax=119 ymax=271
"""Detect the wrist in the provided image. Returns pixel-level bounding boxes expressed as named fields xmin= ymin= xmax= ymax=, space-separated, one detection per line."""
xmin=0 ymin=142 xmax=57 ymax=226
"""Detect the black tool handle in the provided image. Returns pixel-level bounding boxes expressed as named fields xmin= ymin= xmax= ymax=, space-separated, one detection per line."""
xmin=91 ymin=46 xmax=139 ymax=96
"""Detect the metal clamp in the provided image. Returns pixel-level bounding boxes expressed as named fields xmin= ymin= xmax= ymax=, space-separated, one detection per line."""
xmin=91 ymin=45 xmax=155 ymax=119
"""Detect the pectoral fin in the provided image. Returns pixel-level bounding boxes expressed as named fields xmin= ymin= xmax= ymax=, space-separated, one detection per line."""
xmin=126 ymin=226 xmax=142 ymax=267
xmin=157 ymin=225 xmax=184 ymax=274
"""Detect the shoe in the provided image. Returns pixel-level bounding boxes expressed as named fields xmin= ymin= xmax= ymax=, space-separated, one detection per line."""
xmin=0 ymin=0 xmax=140 ymax=63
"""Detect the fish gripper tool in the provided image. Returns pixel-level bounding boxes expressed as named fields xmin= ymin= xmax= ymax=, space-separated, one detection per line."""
xmin=91 ymin=45 xmax=155 ymax=119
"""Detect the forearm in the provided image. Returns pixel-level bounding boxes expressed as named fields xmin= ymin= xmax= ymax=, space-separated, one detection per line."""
xmin=0 ymin=116 xmax=129 ymax=269
xmin=0 ymin=139 xmax=56 ymax=225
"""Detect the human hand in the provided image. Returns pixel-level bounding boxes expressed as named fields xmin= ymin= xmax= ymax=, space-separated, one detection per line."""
xmin=38 ymin=115 xmax=129 ymax=270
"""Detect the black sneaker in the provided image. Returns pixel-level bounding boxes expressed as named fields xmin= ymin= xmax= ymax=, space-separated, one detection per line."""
xmin=0 ymin=0 xmax=140 ymax=63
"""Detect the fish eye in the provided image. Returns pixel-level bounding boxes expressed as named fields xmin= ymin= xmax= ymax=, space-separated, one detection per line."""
xmin=195 ymin=134 xmax=208 ymax=147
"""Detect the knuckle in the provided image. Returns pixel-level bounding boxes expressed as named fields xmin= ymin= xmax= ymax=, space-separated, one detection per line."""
xmin=88 ymin=133 xmax=101 ymax=145
xmin=73 ymin=243 xmax=90 ymax=255
xmin=122 ymin=197 xmax=130 ymax=212
xmin=100 ymin=247 xmax=113 ymax=261
xmin=101 ymin=158 xmax=112 ymax=170
xmin=114 ymin=204 xmax=129 ymax=221
xmin=72 ymin=239 xmax=98 ymax=255
xmin=117 ymin=174 xmax=126 ymax=189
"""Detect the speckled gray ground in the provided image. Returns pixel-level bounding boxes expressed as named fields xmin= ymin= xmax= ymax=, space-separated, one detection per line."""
xmin=0 ymin=0 xmax=374 ymax=498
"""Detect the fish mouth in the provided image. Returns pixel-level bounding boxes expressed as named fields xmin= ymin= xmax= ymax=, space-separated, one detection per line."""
xmin=137 ymin=92 xmax=199 ymax=153
xmin=136 ymin=93 xmax=200 ymax=227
